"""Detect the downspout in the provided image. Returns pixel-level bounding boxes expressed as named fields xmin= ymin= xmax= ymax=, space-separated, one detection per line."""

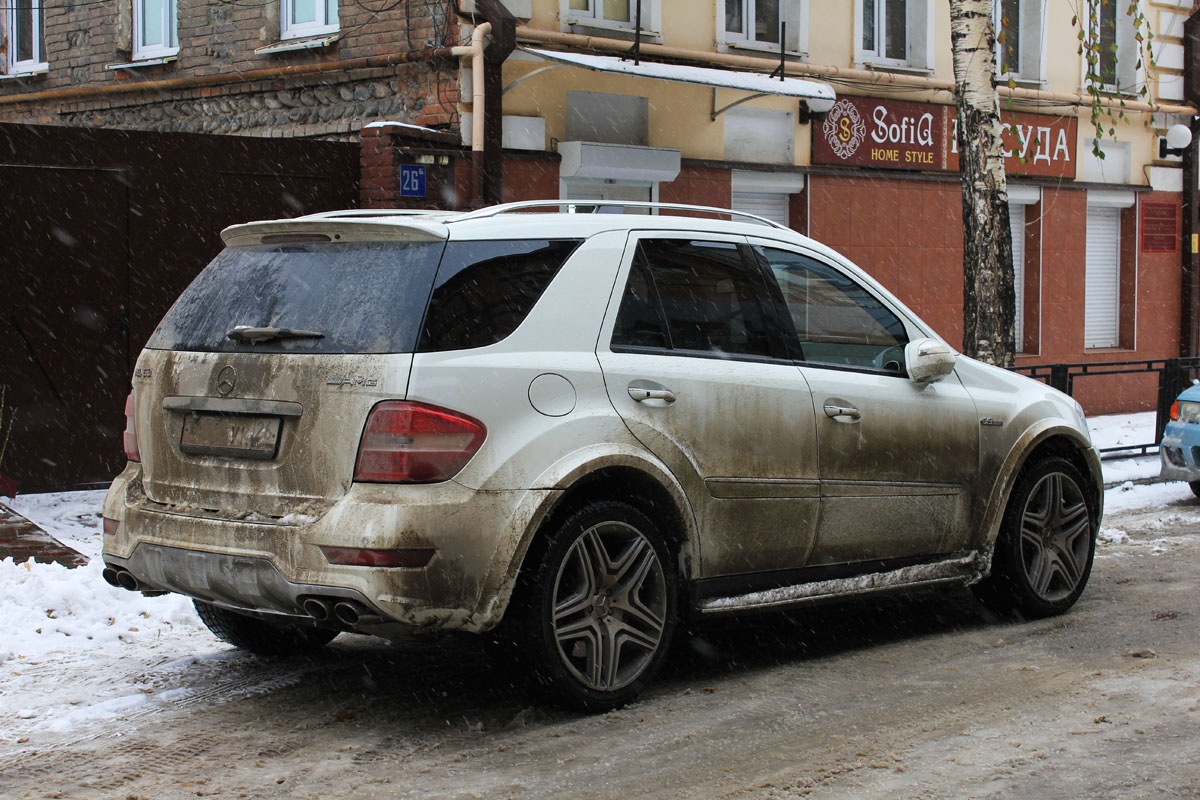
xmin=450 ymin=21 xmax=491 ymax=206
xmin=1183 ymin=11 xmax=1200 ymax=359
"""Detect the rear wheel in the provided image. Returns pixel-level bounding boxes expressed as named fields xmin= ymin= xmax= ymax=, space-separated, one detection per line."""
xmin=520 ymin=501 xmax=677 ymax=711
xmin=193 ymin=600 xmax=337 ymax=655
xmin=975 ymin=458 xmax=1097 ymax=618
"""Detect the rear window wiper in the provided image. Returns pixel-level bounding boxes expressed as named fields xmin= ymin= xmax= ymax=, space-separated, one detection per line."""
xmin=226 ymin=325 xmax=326 ymax=344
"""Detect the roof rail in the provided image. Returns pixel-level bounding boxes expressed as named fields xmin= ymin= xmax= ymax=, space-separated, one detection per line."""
xmin=296 ymin=209 xmax=452 ymax=221
xmin=450 ymin=200 xmax=789 ymax=230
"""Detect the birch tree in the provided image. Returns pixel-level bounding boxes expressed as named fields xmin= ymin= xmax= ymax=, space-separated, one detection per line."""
xmin=950 ymin=0 xmax=1015 ymax=368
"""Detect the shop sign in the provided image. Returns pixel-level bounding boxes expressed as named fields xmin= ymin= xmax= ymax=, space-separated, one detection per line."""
xmin=947 ymin=112 xmax=1078 ymax=178
xmin=814 ymin=97 xmax=945 ymax=171
xmin=814 ymin=97 xmax=1077 ymax=179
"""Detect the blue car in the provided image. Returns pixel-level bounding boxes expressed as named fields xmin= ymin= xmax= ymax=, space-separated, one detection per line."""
xmin=1160 ymin=383 xmax=1200 ymax=496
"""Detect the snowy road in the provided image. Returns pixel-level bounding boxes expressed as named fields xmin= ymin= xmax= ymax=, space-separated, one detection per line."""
xmin=1 ymin=477 xmax=1198 ymax=798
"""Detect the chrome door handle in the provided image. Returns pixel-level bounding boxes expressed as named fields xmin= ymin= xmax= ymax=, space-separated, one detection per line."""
xmin=823 ymin=403 xmax=861 ymax=420
xmin=629 ymin=386 xmax=676 ymax=403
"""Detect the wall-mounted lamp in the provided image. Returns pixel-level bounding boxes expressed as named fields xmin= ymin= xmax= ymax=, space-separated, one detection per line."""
xmin=798 ymin=96 xmax=836 ymax=125
xmin=1159 ymin=123 xmax=1194 ymax=159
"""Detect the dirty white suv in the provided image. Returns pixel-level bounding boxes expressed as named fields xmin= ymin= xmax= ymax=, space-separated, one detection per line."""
xmin=103 ymin=201 xmax=1103 ymax=710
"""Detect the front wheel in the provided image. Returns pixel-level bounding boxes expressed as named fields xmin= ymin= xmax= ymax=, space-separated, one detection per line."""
xmin=975 ymin=458 xmax=1097 ymax=618
xmin=1188 ymin=480 xmax=1200 ymax=499
xmin=520 ymin=501 xmax=677 ymax=711
xmin=193 ymin=600 xmax=337 ymax=656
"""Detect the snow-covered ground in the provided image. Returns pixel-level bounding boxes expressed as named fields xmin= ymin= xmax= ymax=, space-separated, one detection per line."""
xmin=0 ymin=411 xmax=1189 ymax=741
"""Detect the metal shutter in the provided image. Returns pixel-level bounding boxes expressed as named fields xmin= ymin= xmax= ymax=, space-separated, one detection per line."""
xmin=1084 ymin=206 xmax=1121 ymax=349
xmin=1009 ymin=202 xmax=1025 ymax=349
xmin=732 ymin=191 xmax=789 ymax=227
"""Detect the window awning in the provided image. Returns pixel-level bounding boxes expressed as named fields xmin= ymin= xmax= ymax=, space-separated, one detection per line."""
xmin=522 ymin=47 xmax=836 ymax=112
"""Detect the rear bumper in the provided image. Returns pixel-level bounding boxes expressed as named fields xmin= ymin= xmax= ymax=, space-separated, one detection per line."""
xmin=102 ymin=464 xmax=552 ymax=633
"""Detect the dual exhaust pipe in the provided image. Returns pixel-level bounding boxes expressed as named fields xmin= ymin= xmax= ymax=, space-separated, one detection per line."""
xmin=101 ymin=566 xmax=166 ymax=597
xmin=301 ymin=596 xmax=383 ymax=628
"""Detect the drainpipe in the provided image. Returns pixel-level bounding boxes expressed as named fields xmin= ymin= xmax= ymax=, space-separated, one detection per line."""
xmin=451 ymin=21 xmax=491 ymax=206
xmin=1183 ymin=11 xmax=1200 ymax=359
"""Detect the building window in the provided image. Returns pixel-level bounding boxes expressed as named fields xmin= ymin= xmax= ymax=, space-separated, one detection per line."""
xmin=282 ymin=0 xmax=339 ymax=40
xmin=995 ymin=0 xmax=1044 ymax=82
xmin=134 ymin=0 xmax=179 ymax=60
xmin=855 ymin=0 xmax=933 ymax=70
xmin=5 ymin=0 xmax=47 ymax=75
xmin=720 ymin=0 xmax=807 ymax=54
xmin=1086 ymin=0 xmax=1138 ymax=94
xmin=562 ymin=0 xmax=660 ymax=35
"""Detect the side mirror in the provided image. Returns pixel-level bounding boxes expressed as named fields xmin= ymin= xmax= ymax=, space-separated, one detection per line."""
xmin=905 ymin=338 xmax=957 ymax=384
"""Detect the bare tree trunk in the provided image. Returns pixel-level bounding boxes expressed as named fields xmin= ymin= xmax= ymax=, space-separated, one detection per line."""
xmin=950 ymin=0 xmax=1014 ymax=367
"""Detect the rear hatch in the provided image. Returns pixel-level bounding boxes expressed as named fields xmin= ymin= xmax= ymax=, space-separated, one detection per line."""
xmin=135 ymin=220 xmax=448 ymax=515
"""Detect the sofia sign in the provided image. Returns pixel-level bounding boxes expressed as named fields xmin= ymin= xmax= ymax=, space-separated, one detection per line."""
xmin=814 ymin=97 xmax=1077 ymax=178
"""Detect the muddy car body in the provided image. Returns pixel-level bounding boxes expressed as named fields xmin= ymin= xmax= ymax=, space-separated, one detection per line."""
xmin=103 ymin=201 xmax=1103 ymax=709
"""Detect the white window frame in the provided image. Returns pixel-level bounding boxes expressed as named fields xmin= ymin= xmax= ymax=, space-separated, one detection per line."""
xmin=853 ymin=0 xmax=934 ymax=71
xmin=1082 ymin=0 xmax=1140 ymax=95
xmin=717 ymin=0 xmax=808 ymax=56
xmin=4 ymin=0 xmax=48 ymax=76
xmin=561 ymin=0 xmax=662 ymax=37
xmin=133 ymin=0 xmax=179 ymax=61
xmin=994 ymin=0 xmax=1045 ymax=84
xmin=282 ymin=0 xmax=339 ymax=41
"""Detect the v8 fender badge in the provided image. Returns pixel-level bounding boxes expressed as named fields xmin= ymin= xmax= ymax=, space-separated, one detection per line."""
xmin=980 ymin=418 xmax=1004 ymax=427
xmin=326 ymin=375 xmax=379 ymax=388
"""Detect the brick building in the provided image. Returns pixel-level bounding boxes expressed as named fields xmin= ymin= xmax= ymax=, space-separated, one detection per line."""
xmin=3 ymin=0 xmax=1200 ymax=416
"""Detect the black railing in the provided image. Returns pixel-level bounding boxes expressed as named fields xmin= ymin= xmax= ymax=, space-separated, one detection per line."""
xmin=1011 ymin=357 xmax=1200 ymax=460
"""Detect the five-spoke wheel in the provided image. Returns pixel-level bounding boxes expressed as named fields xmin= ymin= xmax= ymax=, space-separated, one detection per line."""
xmin=976 ymin=457 xmax=1098 ymax=618
xmin=522 ymin=501 xmax=676 ymax=711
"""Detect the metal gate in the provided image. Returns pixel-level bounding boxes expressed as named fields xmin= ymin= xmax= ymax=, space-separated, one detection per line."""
xmin=0 ymin=124 xmax=359 ymax=493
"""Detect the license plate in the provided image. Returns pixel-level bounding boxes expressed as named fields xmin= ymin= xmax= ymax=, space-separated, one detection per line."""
xmin=180 ymin=414 xmax=281 ymax=460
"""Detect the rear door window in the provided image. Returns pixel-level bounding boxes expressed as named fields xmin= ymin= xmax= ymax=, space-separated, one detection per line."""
xmin=611 ymin=238 xmax=784 ymax=360
xmin=147 ymin=241 xmax=446 ymax=354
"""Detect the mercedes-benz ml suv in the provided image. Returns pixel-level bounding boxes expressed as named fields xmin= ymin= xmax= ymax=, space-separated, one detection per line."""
xmin=102 ymin=201 xmax=1103 ymax=710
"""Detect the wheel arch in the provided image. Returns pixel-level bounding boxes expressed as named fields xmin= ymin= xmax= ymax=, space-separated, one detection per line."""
xmin=978 ymin=425 xmax=1104 ymax=552
xmin=479 ymin=449 xmax=698 ymax=630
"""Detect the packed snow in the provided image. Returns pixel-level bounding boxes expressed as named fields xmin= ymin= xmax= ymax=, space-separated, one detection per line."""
xmin=0 ymin=411 xmax=1192 ymax=739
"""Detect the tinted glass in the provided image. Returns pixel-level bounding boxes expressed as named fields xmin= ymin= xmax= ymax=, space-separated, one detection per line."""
xmin=760 ymin=247 xmax=908 ymax=370
xmin=147 ymin=241 xmax=445 ymax=354
xmin=611 ymin=258 xmax=669 ymax=349
xmin=417 ymin=239 xmax=581 ymax=352
xmin=620 ymin=239 xmax=774 ymax=358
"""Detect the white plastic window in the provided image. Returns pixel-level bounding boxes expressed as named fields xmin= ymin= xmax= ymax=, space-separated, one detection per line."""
xmin=721 ymin=0 xmax=806 ymax=54
xmin=134 ymin=0 xmax=179 ymax=60
xmin=5 ymin=0 xmax=47 ymax=75
xmin=282 ymin=0 xmax=339 ymax=40
xmin=562 ymin=0 xmax=660 ymax=34
xmin=1085 ymin=0 xmax=1138 ymax=94
xmin=995 ymin=0 xmax=1044 ymax=82
xmin=855 ymin=0 xmax=932 ymax=70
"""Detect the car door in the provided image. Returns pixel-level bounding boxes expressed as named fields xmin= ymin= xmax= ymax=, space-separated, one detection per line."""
xmin=597 ymin=235 xmax=821 ymax=580
xmin=752 ymin=242 xmax=981 ymax=567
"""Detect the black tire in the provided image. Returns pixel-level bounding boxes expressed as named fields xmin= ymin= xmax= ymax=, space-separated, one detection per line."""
xmin=193 ymin=600 xmax=337 ymax=656
xmin=518 ymin=500 xmax=677 ymax=712
xmin=975 ymin=457 xmax=1098 ymax=619
xmin=1189 ymin=480 xmax=1200 ymax=499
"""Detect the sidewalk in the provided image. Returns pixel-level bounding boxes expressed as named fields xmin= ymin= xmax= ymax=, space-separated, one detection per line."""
xmin=0 ymin=502 xmax=88 ymax=568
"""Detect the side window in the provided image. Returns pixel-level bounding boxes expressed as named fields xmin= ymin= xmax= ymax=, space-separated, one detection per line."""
xmin=612 ymin=239 xmax=778 ymax=359
xmin=759 ymin=247 xmax=908 ymax=372
xmin=418 ymin=239 xmax=581 ymax=352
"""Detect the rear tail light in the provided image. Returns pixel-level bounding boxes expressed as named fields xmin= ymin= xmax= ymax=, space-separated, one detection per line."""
xmin=353 ymin=401 xmax=486 ymax=484
xmin=123 ymin=393 xmax=140 ymax=462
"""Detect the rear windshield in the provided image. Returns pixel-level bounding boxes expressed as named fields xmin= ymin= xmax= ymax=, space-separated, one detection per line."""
xmin=147 ymin=238 xmax=582 ymax=354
